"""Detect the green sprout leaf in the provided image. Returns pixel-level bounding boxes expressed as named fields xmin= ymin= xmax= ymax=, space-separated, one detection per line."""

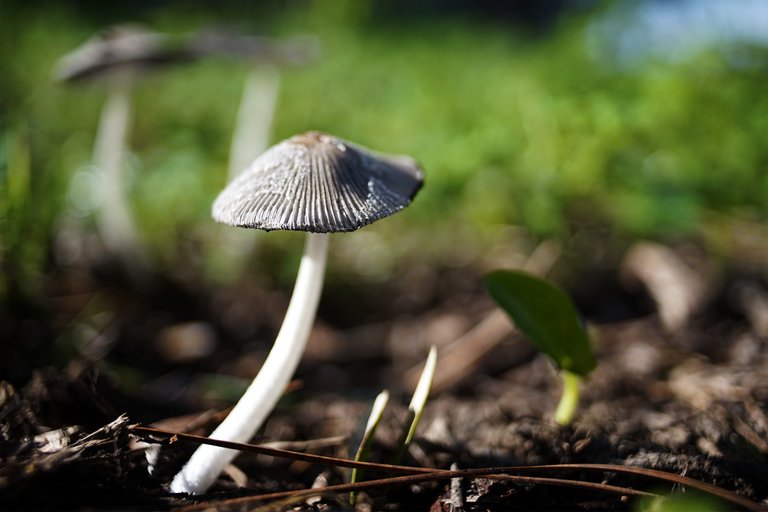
xmin=483 ymin=270 xmax=596 ymax=377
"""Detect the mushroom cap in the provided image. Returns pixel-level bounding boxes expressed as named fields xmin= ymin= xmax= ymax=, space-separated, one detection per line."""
xmin=188 ymin=30 xmax=320 ymax=67
xmin=212 ymin=131 xmax=424 ymax=233
xmin=54 ymin=24 xmax=192 ymax=83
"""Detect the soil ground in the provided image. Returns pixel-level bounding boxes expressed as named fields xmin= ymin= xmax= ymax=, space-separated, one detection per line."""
xmin=2 ymin=246 xmax=767 ymax=511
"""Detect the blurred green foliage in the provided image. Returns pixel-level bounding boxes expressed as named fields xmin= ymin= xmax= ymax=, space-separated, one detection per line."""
xmin=2 ymin=1 xmax=767 ymax=298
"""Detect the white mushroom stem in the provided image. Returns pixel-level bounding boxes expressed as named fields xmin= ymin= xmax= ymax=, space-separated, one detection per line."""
xmin=170 ymin=232 xmax=329 ymax=495
xmin=93 ymin=83 xmax=150 ymax=272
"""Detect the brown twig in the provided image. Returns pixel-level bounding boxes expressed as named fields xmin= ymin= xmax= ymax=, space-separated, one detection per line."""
xmin=130 ymin=424 xmax=764 ymax=511
xmin=405 ymin=239 xmax=560 ymax=392
xmin=174 ymin=468 xmax=654 ymax=511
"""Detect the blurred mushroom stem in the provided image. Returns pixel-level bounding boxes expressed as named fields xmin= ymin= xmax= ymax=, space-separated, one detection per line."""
xmin=228 ymin=65 xmax=280 ymax=180
xmin=210 ymin=67 xmax=281 ymax=276
xmin=212 ymin=66 xmax=281 ymax=274
xmin=170 ymin=232 xmax=329 ymax=495
xmin=93 ymin=83 xmax=150 ymax=276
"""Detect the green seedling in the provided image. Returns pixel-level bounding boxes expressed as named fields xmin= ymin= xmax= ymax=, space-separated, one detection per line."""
xmin=349 ymin=346 xmax=438 ymax=505
xmin=483 ymin=270 xmax=596 ymax=425
xmin=349 ymin=390 xmax=390 ymax=504
xmin=396 ymin=345 xmax=438 ymax=461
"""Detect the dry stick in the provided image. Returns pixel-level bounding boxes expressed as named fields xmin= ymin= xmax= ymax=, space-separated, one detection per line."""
xmin=174 ymin=469 xmax=655 ymax=512
xmin=131 ymin=426 xmax=763 ymax=511
xmin=405 ymin=239 xmax=561 ymax=392
xmin=407 ymin=309 xmax=515 ymax=393
xmin=132 ymin=425 xmax=422 ymax=475
xmin=262 ymin=435 xmax=346 ymax=452
xmin=449 ymin=462 xmax=464 ymax=512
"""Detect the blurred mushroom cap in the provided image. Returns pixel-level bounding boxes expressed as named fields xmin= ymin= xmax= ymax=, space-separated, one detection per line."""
xmin=54 ymin=24 xmax=192 ymax=83
xmin=188 ymin=30 xmax=320 ymax=66
xmin=212 ymin=131 xmax=424 ymax=233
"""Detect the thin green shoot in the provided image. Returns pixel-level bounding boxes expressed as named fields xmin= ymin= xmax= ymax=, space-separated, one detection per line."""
xmin=553 ymin=370 xmax=582 ymax=426
xmin=396 ymin=345 xmax=438 ymax=461
xmin=349 ymin=389 xmax=389 ymax=504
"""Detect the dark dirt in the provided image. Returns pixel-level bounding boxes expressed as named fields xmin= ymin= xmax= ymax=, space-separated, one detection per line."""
xmin=1 ymin=246 xmax=768 ymax=511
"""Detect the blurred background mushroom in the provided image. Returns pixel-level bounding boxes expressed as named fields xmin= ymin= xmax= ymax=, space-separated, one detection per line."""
xmin=54 ymin=24 xmax=194 ymax=280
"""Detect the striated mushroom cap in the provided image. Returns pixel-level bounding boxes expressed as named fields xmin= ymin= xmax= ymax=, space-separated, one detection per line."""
xmin=212 ymin=131 xmax=424 ymax=233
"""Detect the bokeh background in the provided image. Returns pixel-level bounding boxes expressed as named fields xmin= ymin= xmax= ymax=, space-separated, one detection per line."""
xmin=2 ymin=0 xmax=767 ymax=404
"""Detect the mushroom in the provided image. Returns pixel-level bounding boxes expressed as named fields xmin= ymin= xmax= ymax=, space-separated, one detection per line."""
xmin=54 ymin=25 xmax=193 ymax=276
xmin=170 ymin=131 xmax=423 ymax=495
